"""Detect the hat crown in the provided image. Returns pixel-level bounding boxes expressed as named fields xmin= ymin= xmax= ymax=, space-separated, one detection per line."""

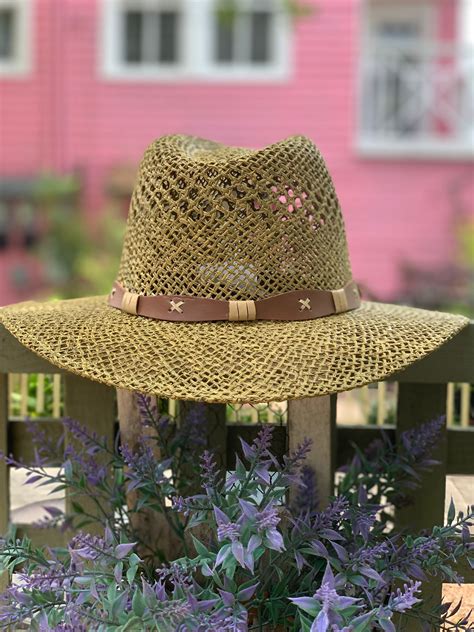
xmin=117 ymin=135 xmax=352 ymax=300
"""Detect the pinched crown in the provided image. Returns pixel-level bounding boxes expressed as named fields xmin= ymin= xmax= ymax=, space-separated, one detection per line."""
xmin=117 ymin=135 xmax=352 ymax=300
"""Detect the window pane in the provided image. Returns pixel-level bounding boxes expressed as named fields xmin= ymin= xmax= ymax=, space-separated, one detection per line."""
xmin=376 ymin=21 xmax=420 ymax=41
xmin=250 ymin=11 xmax=272 ymax=63
xmin=215 ymin=17 xmax=234 ymax=62
xmin=159 ymin=11 xmax=178 ymax=63
xmin=124 ymin=10 xmax=142 ymax=62
xmin=0 ymin=8 xmax=14 ymax=60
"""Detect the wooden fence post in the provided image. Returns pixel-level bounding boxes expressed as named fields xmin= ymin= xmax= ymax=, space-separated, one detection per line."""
xmin=396 ymin=382 xmax=447 ymax=625
xmin=287 ymin=395 xmax=336 ymax=509
xmin=64 ymin=375 xmax=115 ymax=534
xmin=116 ymin=388 xmax=179 ymax=564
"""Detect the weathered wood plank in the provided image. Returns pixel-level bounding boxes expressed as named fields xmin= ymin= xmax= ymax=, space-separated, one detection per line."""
xmin=396 ymin=383 xmax=448 ymax=624
xmin=287 ymin=396 xmax=336 ymax=508
xmin=15 ymin=524 xmax=67 ymax=548
xmin=117 ymin=388 xmax=177 ymax=564
xmin=393 ymin=323 xmax=473 ymax=384
xmin=0 ymin=324 xmax=63 ymax=374
xmin=64 ymin=375 xmax=116 ymax=534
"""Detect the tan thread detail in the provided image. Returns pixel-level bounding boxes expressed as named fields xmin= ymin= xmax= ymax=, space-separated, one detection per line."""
xmin=299 ymin=298 xmax=311 ymax=311
xmin=332 ymin=289 xmax=349 ymax=314
xmin=246 ymin=300 xmax=256 ymax=321
xmin=169 ymin=300 xmax=184 ymax=314
xmin=121 ymin=292 xmax=139 ymax=315
xmin=229 ymin=300 xmax=256 ymax=321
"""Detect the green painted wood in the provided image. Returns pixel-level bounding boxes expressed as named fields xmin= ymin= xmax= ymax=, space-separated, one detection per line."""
xmin=64 ymin=375 xmax=116 ymax=534
xmin=8 ymin=420 xmax=474 ymax=478
xmin=226 ymin=424 xmax=287 ymax=468
xmin=396 ymin=383 xmax=448 ymax=627
xmin=393 ymin=323 xmax=473 ymax=383
xmin=179 ymin=402 xmax=227 ymax=479
xmin=337 ymin=426 xmax=474 ymax=475
xmin=0 ymin=324 xmax=62 ymax=373
xmin=16 ymin=525 xmax=67 ymax=548
xmin=0 ymin=374 xmax=9 ymax=590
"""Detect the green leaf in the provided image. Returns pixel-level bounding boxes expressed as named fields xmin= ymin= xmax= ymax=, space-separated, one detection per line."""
xmin=447 ymin=498 xmax=456 ymax=524
xmin=132 ymin=591 xmax=146 ymax=617
xmin=127 ymin=564 xmax=138 ymax=584
xmin=191 ymin=535 xmax=210 ymax=558
xmin=71 ymin=501 xmax=85 ymax=514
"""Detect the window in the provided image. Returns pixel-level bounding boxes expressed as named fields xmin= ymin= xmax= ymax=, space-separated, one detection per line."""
xmin=100 ymin=0 xmax=290 ymax=81
xmin=101 ymin=0 xmax=184 ymax=78
xmin=357 ymin=1 xmax=474 ymax=158
xmin=208 ymin=0 xmax=289 ymax=78
xmin=0 ymin=0 xmax=31 ymax=76
xmin=122 ymin=9 xmax=180 ymax=65
xmin=214 ymin=9 xmax=274 ymax=65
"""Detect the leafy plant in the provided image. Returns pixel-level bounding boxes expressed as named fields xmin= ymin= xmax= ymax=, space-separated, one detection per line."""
xmin=0 ymin=402 xmax=472 ymax=631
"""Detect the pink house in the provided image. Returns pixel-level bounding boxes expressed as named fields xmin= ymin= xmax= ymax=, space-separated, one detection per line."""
xmin=0 ymin=0 xmax=473 ymax=306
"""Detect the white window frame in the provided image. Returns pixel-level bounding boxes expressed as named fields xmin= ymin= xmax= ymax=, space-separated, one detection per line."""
xmin=99 ymin=0 xmax=291 ymax=82
xmin=0 ymin=0 xmax=32 ymax=78
xmin=198 ymin=0 xmax=291 ymax=81
xmin=355 ymin=1 xmax=474 ymax=160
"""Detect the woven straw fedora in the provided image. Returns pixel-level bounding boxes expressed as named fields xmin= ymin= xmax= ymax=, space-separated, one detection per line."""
xmin=0 ymin=135 xmax=468 ymax=403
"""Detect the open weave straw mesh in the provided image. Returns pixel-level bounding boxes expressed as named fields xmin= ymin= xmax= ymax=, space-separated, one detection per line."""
xmin=0 ymin=298 xmax=467 ymax=403
xmin=0 ymin=135 xmax=468 ymax=402
xmin=117 ymin=135 xmax=352 ymax=300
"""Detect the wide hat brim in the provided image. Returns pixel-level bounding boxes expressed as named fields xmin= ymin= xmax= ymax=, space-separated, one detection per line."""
xmin=0 ymin=296 xmax=468 ymax=403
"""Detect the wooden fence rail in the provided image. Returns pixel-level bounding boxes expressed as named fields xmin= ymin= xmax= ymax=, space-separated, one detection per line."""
xmin=6 ymin=373 xmax=472 ymax=427
xmin=0 ymin=322 xmax=473 ymax=620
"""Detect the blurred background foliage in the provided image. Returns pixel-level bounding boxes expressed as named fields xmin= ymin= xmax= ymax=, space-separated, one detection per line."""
xmin=34 ymin=173 xmax=125 ymax=299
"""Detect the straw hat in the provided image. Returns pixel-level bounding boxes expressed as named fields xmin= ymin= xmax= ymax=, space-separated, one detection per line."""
xmin=0 ymin=136 xmax=468 ymax=403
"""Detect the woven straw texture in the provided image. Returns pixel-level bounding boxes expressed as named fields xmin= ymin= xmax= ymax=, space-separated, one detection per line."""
xmin=0 ymin=135 xmax=468 ymax=403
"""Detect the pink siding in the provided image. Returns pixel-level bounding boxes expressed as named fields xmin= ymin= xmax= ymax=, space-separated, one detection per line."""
xmin=0 ymin=0 xmax=472 ymax=306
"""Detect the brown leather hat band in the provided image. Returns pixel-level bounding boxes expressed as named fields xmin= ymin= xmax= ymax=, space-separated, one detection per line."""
xmin=108 ymin=280 xmax=361 ymax=323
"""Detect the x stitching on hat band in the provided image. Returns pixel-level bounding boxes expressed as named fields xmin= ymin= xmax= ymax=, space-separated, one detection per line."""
xmin=108 ymin=281 xmax=361 ymax=323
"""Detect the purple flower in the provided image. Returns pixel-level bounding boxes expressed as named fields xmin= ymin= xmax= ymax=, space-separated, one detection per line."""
xmin=292 ymin=465 xmax=319 ymax=517
xmin=214 ymin=506 xmax=240 ymax=542
xmin=201 ymin=450 xmax=219 ymax=492
xmin=400 ymin=416 xmax=444 ymax=464
xmin=290 ymin=564 xmax=361 ymax=631
xmin=389 ymin=581 xmax=422 ymax=612
xmin=255 ymin=503 xmax=280 ymax=531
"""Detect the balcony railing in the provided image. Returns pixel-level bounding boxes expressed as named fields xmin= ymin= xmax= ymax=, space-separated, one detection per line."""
xmin=358 ymin=43 xmax=474 ymax=159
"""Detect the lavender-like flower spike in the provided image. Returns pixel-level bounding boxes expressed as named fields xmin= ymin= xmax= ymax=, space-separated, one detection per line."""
xmin=251 ymin=424 xmax=274 ymax=455
xmin=400 ymin=416 xmax=445 ymax=464
xmin=200 ymin=450 xmax=219 ymax=492
xmin=213 ymin=506 xmax=241 ymax=543
xmin=135 ymin=392 xmax=157 ymax=426
xmin=291 ymin=465 xmax=319 ymax=517
xmin=389 ymin=580 xmax=422 ymax=612
xmin=284 ymin=437 xmax=313 ymax=474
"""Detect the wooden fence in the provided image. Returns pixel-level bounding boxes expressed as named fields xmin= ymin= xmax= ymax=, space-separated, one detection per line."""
xmin=6 ymin=372 xmax=472 ymax=428
xmin=0 ymin=322 xmax=473 ymax=618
